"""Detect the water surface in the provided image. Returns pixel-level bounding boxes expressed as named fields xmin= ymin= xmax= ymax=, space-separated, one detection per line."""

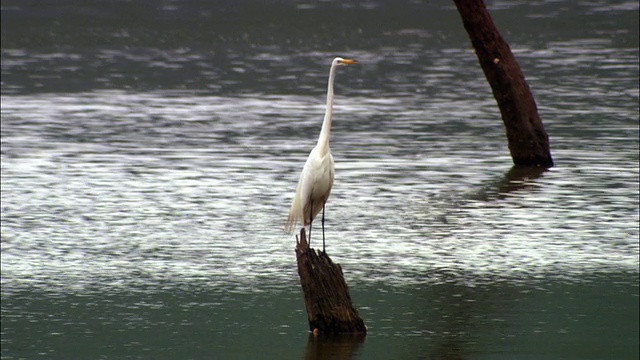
xmin=1 ymin=0 xmax=639 ymax=358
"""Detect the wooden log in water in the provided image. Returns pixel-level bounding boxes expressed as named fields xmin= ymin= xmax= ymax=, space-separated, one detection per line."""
xmin=453 ymin=0 xmax=554 ymax=167
xmin=295 ymin=229 xmax=367 ymax=334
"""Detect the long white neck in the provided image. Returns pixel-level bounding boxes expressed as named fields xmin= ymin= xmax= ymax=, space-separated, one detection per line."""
xmin=317 ymin=63 xmax=337 ymax=155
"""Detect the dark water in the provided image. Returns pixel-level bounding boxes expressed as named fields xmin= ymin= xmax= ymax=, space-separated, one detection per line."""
xmin=1 ymin=1 xmax=639 ymax=359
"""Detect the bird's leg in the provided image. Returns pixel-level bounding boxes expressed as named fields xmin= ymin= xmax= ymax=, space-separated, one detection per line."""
xmin=307 ymin=199 xmax=313 ymax=247
xmin=321 ymin=202 xmax=326 ymax=254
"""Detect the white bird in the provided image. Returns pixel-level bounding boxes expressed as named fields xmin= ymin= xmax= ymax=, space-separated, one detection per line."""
xmin=285 ymin=57 xmax=358 ymax=252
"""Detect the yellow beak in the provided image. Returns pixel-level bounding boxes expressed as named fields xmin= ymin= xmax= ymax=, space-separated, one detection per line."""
xmin=339 ymin=59 xmax=358 ymax=65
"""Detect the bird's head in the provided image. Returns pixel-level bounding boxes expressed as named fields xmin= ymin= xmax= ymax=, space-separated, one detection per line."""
xmin=333 ymin=57 xmax=359 ymax=66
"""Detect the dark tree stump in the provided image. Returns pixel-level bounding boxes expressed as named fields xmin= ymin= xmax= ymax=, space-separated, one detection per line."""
xmin=295 ymin=229 xmax=367 ymax=334
xmin=454 ymin=0 xmax=554 ymax=167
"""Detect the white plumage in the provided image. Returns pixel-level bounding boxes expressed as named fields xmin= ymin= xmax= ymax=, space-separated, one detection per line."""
xmin=285 ymin=57 xmax=358 ymax=251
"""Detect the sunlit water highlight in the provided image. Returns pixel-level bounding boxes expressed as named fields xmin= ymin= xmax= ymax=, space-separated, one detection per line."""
xmin=1 ymin=90 xmax=638 ymax=294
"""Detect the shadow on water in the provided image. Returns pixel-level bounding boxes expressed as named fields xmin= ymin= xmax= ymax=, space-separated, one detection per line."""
xmin=471 ymin=165 xmax=549 ymax=201
xmin=305 ymin=333 xmax=366 ymax=360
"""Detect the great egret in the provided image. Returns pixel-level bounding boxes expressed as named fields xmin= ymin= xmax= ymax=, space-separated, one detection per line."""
xmin=285 ymin=57 xmax=358 ymax=253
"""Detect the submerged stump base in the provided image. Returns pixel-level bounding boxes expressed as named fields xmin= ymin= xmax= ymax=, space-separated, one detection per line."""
xmin=295 ymin=229 xmax=367 ymax=335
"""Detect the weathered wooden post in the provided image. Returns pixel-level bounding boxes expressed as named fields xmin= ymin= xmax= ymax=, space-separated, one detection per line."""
xmin=453 ymin=0 xmax=554 ymax=167
xmin=295 ymin=229 xmax=367 ymax=334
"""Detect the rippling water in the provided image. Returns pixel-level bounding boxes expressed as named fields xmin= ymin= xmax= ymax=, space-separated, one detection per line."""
xmin=2 ymin=89 xmax=636 ymax=290
xmin=1 ymin=0 xmax=639 ymax=358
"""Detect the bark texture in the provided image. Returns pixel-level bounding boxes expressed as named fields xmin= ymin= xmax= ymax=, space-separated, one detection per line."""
xmin=295 ymin=229 xmax=367 ymax=334
xmin=454 ymin=0 xmax=554 ymax=167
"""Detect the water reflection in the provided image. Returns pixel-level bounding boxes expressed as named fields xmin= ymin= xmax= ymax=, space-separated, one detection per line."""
xmin=305 ymin=333 xmax=366 ymax=360
xmin=471 ymin=165 xmax=549 ymax=201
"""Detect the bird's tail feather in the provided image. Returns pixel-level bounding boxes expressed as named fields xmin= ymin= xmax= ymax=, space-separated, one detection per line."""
xmin=284 ymin=192 xmax=300 ymax=235
xmin=284 ymin=214 xmax=297 ymax=235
